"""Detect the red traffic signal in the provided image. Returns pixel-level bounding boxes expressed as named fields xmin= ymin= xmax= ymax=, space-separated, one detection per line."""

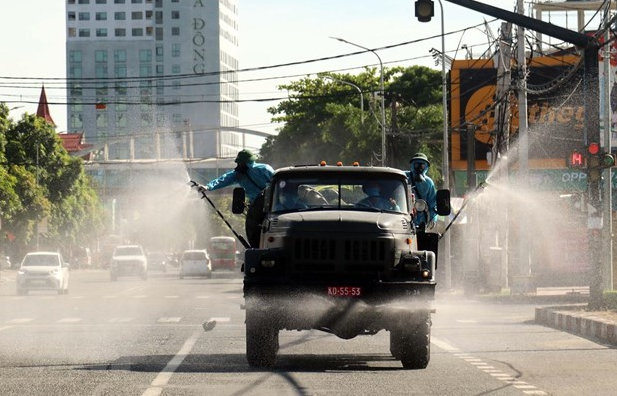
xmin=588 ymin=142 xmax=600 ymax=155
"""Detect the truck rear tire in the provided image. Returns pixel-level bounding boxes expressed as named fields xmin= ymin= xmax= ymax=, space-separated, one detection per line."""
xmin=398 ymin=313 xmax=431 ymax=370
xmin=246 ymin=310 xmax=278 ymax=368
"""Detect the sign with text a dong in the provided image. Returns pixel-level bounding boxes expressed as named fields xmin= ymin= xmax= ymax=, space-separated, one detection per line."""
xmin=450 ymin=55 xmax=584 ymax=171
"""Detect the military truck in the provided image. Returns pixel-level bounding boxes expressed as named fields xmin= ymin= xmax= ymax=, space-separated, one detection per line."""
xmin=232 ymin=163 xmax=450 ymax=369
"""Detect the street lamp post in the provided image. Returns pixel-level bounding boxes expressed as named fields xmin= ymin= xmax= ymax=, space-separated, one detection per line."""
xmin=322 ymin=75 xmax=364 ymax=124
xmin=331 ymin=37 xmax=386 ymax=166
xmin=415 ymin=0 xmax=451 ymax=290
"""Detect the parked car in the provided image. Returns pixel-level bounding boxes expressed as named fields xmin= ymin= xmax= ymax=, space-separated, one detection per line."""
xmin=147 ymin=251 xmax=167 ymax=272
xmin=16 ymin=252 xmax=70 ymax=295
xmin=179 ymin=249 xmax=211 ymax=279
xmin=110 ymin=245 xmax=147 ymax=281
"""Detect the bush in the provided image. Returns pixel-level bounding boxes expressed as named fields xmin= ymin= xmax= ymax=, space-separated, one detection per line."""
xmin=604 ymin=291 xmax=617 ymax=310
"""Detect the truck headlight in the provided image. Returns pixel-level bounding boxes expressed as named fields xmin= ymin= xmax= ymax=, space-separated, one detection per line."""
xmin=401 ymin=255 xmax=421 ymax=273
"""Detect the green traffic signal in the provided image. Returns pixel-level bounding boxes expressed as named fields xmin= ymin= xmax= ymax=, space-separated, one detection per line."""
xmin=601 ymin=153 xmax=615 ymax=168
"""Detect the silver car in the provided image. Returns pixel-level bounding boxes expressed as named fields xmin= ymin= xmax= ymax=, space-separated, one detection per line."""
xmin=16 ymin=252 xmax=70 ymax=295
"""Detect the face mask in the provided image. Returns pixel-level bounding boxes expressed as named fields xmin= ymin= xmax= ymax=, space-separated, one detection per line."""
xmin=366 ymin=187 xmax=380 ymax=197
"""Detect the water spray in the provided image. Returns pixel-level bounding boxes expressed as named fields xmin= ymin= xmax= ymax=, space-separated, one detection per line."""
xmin=439 ymin=180 xmax=490 ymax=240
xmin=189 ymin=180 xmax=251 ymax=249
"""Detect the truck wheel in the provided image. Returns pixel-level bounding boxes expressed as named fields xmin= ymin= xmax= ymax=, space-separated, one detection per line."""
xmin=389 ymin=331 xmax=402 ymax=360
xmin=246 ymin=311 xmax=278 ymax=368
xmin=399 ymin=313 xmax=431 ymax=370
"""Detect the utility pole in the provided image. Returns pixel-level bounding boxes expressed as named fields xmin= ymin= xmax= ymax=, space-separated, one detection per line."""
xmin=494 ymin=21 xmax=512 ymax=290
xmin=515 ymin=0 xmax=531 ymax=293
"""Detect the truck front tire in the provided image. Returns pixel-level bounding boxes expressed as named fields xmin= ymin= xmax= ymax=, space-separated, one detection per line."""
xmin=246 ymin=310 xmax=279 ymax=368
xmin=396 ymin=312 xmax=431 ymax=370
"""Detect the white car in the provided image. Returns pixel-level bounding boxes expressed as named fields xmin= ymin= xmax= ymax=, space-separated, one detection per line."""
xmin=110 ymin=245 xmax=148 ymax=281
xmin=179 ymin=249 xmax=211 ymax=279
xmin=16 ymin=252 xmax=70 ymax=295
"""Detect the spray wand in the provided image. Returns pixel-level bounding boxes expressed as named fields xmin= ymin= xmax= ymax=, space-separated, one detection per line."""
xmin=189 ymin=180 xmax=251 ymax=249
xmin=439 ymin=181 xmax=489 ymax=241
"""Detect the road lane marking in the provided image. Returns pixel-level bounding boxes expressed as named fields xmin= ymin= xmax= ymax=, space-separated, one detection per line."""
xmin=209 ymin=317 xmax=230 ymax=322
xmin=7 ymin=318 xmax=34 ymax=324
xmin=142 ymin=330 xmax=201 ymax=396
xmin=57 ymin=318 xmax=82 ymax=323
xmin=157 ymin=317 xmax=181 ymax=323
xmin=0 ymin=326 xmax=13 ymax=332
xmin=432 ymin=337 xmax=547 ymax=395
xmin=109 ymin=317 xmax=134 ymax=323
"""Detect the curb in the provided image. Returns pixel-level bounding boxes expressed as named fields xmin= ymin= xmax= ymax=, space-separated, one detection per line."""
xmin=535 ymin=305 xmax=617 ymax=346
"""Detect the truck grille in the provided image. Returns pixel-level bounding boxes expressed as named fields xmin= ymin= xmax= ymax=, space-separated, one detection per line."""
xmin=292 ymin=237 xmax=390 ymax=274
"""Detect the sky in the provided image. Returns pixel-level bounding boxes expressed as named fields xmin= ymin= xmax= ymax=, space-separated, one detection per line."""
xmin=0 ymin=0 xmax=592 ymax=139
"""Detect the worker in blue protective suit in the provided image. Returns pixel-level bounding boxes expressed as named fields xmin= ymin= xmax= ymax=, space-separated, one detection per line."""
xmin=405 ymin=152 xmax=439 ymax=263
xmin=357 ymin=180 xmax=401 ymax=211
xmin=201 ymin=149 xmax=274 ymax=248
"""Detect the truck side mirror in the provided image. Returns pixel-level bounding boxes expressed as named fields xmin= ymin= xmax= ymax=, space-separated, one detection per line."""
xmin=436 ymin=189 xmax=451 ymax=216
xmin=232 ymin=188 xmax=246 ymax=214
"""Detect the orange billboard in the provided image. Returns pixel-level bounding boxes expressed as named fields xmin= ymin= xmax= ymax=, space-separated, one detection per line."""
xmin=450 ymin=54 xmax=583 ymax=171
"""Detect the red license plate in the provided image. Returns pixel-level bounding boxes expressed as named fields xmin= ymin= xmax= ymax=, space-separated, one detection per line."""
xmin=327 ymin=286 xmax=362 ymax=297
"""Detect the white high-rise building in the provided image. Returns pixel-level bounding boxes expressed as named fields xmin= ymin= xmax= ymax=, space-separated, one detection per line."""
xmin=65 ymin=0 xmax=240 ymax=161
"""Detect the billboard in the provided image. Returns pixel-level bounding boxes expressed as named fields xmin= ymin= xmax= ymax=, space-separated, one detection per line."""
xmin=450 ymin=54 xmax=584 ymax=171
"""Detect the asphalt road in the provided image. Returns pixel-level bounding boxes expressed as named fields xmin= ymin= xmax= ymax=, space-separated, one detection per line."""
xmin=1 ymin=268 xmax=616 ymax=396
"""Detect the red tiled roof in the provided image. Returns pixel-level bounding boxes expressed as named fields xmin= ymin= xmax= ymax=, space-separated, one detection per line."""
xmin=36 ymin=85 xmax=56 ymax=127
xmin=58 ymin=133 xmax=94 ymax=160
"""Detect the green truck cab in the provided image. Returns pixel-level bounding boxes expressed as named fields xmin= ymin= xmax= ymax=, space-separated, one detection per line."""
xmin=233 ymin=164 xmax=450 ymax=369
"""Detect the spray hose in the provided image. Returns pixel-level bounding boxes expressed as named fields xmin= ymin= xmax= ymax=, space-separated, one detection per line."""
xmin=438 ymin=181 xmax=489 ymax=241
xmin=189 ymin=180 xmax=251 ymax=249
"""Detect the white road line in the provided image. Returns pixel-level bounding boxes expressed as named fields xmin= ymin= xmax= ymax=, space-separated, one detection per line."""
xmin=209 ymin=317 xmax=230 ymax=322
xmin=164 ymin=296 xmax=179 ymax=299
xmin=157 ymin=317 xmax=181 ymax=323
xmin=141 ymin=330 xmax=201 ymax=396
xmin=57 ymin=318 xmax=82 ymax=323
xmin=109 ymin=317 xmax=134 ymax=323
xmin=0 ymin=326 xmax=13 ymax=332
xmin=431 ymin=337 xmax=460 ymax=352
xmin=7 ymin=318 xmax=34 ymax=324
xmin=433 ymin=337 xmax=548 ymax=395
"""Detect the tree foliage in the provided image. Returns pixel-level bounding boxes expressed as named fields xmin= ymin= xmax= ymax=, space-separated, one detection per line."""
xmin=0 ymin=104 xmax=104 ymax=260
xmin=259 ymin=66 xmax=446 ymax=183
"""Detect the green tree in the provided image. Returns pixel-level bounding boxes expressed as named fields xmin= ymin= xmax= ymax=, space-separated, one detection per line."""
xmin=0 ymin=105 xmax=104 ymax=259
xmin=259 ymin=66 xmax=445 ymax=183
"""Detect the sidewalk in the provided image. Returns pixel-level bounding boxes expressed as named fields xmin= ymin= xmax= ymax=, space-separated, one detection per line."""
xmin=535 ymin=303 xmax=617 ymax=347
xmin=487 ymin=286 xmax=617 ymax=347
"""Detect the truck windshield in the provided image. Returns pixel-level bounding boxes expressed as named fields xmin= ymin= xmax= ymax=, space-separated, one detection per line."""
xmin=271 ymin=177 xmax=408 ymax=213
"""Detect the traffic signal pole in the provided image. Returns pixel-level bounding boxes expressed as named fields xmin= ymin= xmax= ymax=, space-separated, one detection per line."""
xmin=442 ymin=0 xmax=607 ymax=307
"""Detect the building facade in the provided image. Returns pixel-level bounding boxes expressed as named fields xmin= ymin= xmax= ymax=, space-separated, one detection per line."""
xmin=65 ymin=0 xmax=240 ymax=161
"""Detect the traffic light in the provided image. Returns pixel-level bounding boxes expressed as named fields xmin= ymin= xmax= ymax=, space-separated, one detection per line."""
xmin=586 ymin=142 xmax=615 ymax=169
xmin=587 ymin=142 xmax=601 ymax=169
xmin=415 ymin=0 xmax=434 ymax=23
xmin=601 ymin=152 xmax=616 ymax=168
